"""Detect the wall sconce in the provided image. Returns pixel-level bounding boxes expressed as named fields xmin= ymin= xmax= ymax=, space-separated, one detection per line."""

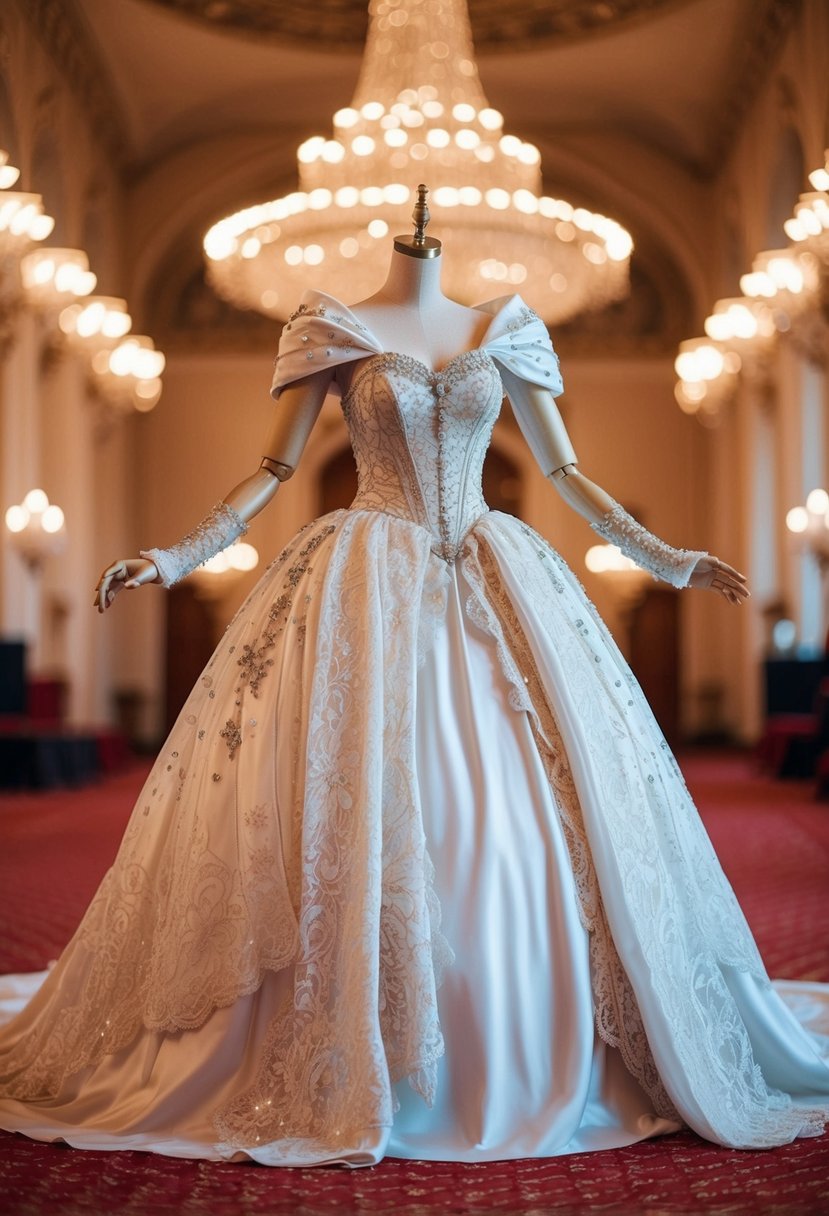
xmin=4 ymin=488 xmax=66 ymax=569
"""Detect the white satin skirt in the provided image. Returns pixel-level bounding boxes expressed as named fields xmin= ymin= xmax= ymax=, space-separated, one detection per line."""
xmin=0 ymin=561 xmax=827 ymax=1164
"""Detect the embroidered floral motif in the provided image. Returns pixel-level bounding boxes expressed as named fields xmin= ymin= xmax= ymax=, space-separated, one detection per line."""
xmin=244 ymin=803 xmax=269 ymax=830
xmin=236 ymin=523 xmax=338 ymax=699
xmin=219 ymin=718 xmax=242 ymax=759
xmin=505 ymin=304 xmax=540 ymax=331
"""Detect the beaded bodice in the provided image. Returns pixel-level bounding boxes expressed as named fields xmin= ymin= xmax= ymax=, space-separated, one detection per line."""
xmin=342 ymin=350 xmax=503 ymax=561
xmin=272 ymin=289 xmax=564 ymax=561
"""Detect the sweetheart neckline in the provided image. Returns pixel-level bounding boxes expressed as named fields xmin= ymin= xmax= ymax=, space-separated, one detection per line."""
xmin=341 ymin=348 xmax=498 ymax=405
xmin=300 ymin=287 xmax=516 ymax=368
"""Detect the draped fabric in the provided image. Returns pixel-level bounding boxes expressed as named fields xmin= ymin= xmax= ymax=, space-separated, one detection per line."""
xmin=1 ymin=293 xmax=827 ymax=1164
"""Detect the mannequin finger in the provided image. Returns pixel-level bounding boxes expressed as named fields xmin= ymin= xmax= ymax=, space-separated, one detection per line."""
xmin=718 ymin=561 xmax=747 ymax=582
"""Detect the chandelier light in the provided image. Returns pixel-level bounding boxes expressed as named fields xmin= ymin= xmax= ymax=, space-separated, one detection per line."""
xmin=0 ymin=153 xmax=54 ymax=257
xmin=59 ymin=295 xmax=133 ymax=346
xmin=1 ymin=152 xmax=167 ymax=415
xmin=784 ymin=151 xmax=829 ymax=264
xmin=1 ymin=150 xmax=55 ymax=319
xmin=204 ymin=0 xmax=633 ymax=323
xmin=786 ymin=488 xmax=829 ymax=573
xmin=20 ymin=248 xmax=97 ymax=313
xmin=675 ymin=154 xmax=829 ymax=422
xmin=89 ymin=336 xmax=167 ymax=413
xmin=58 ymin=297 xmax=166 ymax=412
xmin=4 ymin=487 xmax=66 ymax=569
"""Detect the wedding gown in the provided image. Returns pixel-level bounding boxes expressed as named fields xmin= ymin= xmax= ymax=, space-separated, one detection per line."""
xmin=1 ymin=291 xmax=828 ymax=1167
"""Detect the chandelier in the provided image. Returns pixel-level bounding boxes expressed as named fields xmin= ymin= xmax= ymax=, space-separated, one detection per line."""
xmin=674 ymin=150 xmax=829 ymax=422
xmin=204 ymin=0 xmax=632 ymax=324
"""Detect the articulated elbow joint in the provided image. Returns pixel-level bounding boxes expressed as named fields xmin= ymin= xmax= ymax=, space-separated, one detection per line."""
xmin=551 ymin=462 xmax=579 ymax=481
xmin=260 ymin=456 xmax=295 ymax=482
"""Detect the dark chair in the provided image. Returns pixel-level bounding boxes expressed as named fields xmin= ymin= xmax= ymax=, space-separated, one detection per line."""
xmin=757 ymin=676 xmax=829 ymax=779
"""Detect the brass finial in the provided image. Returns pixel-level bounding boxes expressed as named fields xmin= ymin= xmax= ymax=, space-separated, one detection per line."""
xmin=394 ymin=183 xmax=441 ymax=259
xmin=412 ymin=184 xmax=430 ymax=246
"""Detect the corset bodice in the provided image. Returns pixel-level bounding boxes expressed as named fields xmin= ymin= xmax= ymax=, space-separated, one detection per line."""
xmin=342 ymin=351 xmax=504 ymax=562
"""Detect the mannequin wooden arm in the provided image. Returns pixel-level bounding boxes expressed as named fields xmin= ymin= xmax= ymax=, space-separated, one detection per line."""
xmin=496 ymin=367 xmax=615 ymax=525
xmin=262 ymin=367 xmax=333 ymax=481
xmin=549 ymin=465 xmax=616 ymax=526
xmin=498 ymin=366 xmax=577 ymax=476
xmin=226 ymin=366 xmax=334 ymax=519
xmin=94 ymin=368 xmax=334 ymax=611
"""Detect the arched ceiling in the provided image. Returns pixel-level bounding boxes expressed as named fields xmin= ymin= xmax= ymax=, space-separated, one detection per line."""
xmin=27 ymin=0 xmax=800 ymax=344
xmin=61 ymin=0 xmax=793 ymax=175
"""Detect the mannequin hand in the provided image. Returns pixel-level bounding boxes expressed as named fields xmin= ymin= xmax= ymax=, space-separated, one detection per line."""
xmin=688 ymin=556 xmax=749 ymax=604
xmin=93 ymin=558 xmax=160 ymax=614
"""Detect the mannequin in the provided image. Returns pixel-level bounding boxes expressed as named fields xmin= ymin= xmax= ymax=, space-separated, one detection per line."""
xmin=94 ymin=187 xmax=746 ymax=608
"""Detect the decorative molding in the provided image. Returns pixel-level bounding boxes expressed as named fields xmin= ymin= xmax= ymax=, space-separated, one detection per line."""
xmin=143 ymin=0 xmax=696 ymax=52
xmin=552 ymin=251 xmax=692 ymax=356
xmin=13 ymin=0 xmax=131 ymax=166
xmin=700 ymin=0 xmax=804 ymax=178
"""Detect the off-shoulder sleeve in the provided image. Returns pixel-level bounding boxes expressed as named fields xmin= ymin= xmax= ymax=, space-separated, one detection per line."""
xmin=478 ymin=293 xmax=564 ymax=397
xmin=271 ymin=290 xmax=383 ymax=399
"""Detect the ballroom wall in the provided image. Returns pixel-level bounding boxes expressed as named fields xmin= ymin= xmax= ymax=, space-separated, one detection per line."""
xmin=0 ymin=0 xmax=827 ymax=746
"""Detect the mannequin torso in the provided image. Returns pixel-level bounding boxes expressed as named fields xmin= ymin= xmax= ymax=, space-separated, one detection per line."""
xmin=337 ymin=248 xmax=493 ymax=395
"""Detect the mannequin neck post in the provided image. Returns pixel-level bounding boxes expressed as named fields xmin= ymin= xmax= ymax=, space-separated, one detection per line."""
xmin=376 ymin=245 xmax=446 ymax=307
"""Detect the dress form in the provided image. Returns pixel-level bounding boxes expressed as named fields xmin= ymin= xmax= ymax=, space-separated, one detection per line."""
xmin=350 ymin=249 xmax=492 ymax=373
xmin=347 ymin=187 xmax=491 ymax=373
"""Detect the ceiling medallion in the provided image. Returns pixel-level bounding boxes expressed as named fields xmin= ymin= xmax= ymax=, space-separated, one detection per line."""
xmin=204 ymin=0 xmax=633 ymax=323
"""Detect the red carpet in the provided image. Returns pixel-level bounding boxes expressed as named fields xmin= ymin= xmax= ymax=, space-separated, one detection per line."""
xmin=0 ymin=752 xmax=827 ymax=1215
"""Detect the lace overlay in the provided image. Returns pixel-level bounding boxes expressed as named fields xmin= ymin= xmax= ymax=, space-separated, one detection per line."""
xmin=214 ymin=515 xmax=452 ymax=1151
xmin=142 ymin=501 xmax=248 ymax=588
xmin=591 ymin=501 xmax=706 ymax=589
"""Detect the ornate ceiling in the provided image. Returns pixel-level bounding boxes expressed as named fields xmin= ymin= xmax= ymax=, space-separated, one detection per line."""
xmin=143 ymin=0 xmax=697 ymax=52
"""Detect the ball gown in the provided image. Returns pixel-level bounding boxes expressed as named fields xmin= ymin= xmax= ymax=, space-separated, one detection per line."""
xmin=1 ymin=290 xmax=828 ymax=1166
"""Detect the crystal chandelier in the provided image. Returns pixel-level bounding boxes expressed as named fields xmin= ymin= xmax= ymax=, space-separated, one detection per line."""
xmin=204 ymin=0 xmax=632 ymax=324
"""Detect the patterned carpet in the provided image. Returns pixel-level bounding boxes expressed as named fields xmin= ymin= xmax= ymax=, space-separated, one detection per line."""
xmin=0 ymin=752 xmax=827 ymax=1216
